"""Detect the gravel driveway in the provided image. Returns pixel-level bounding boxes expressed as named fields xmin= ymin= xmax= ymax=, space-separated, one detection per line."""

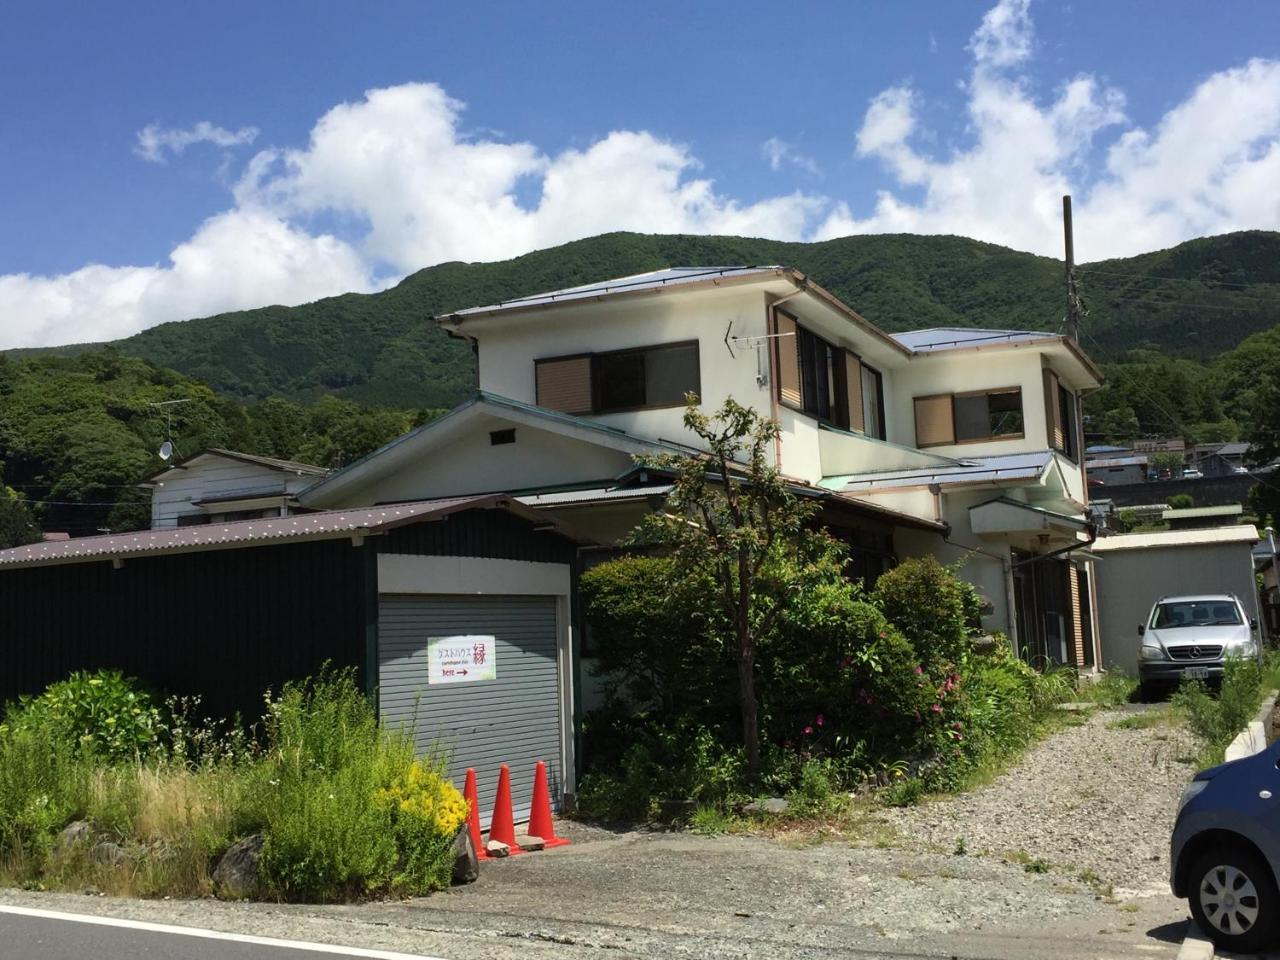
xmin=876 ymin=703 xmax=1198 ymax=895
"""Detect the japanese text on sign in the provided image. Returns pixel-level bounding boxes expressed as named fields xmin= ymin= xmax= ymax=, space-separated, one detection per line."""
xmin=428 ymin=634 xmax=497 ymax=685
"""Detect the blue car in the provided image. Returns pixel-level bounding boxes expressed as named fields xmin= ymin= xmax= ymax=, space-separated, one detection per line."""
xmin=1172 ymin=740 xmax=1280 ymax=953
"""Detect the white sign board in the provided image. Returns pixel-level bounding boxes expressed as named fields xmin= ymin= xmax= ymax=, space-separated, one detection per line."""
xmin=428 ymin=635 xmax=497 ymax=685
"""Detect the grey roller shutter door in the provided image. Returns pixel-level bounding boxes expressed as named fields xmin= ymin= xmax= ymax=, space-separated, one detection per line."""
xmin=378 ymin=594 xmax=562 ymax=830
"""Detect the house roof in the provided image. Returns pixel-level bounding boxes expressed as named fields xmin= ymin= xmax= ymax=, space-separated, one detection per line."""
xmin=1161 ymin=504 xmax=1244 ymax=520
xmin=0 ymin=495 xmax=576 ymax=570
xmin=1213 ymin=442 xmax=1252 ymax=457
xmin=299 ymin=391 xmax=695 ymax=505
xmin=889 ymin=327 xmax=1050 ymax=352
xmin=1086 ymin=444 xmax=1131 ymax=454
xmin=442 ymin=266 xmax=785 ymax=319
xmin=145 ymin=448 xmax=328 ymax=483
xmin=1092 ymin=524 xmax=1260 ymax=552
xmin=821 ymin=450 xmax=1057 ymax=493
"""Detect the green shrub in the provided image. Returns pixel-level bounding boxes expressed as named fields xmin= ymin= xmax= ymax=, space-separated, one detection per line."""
xmin=254 ymin=669 xmax=463 ymax=900
xmin=1 ymin=670 xmax=165 ymax=763
xmin=871 ymin=557 xmax=974 ymax=671
xmin=784 ymin=759 xmax=847 ymax=819
xmin=1174 ymin=655 xmax=1270 ymax=765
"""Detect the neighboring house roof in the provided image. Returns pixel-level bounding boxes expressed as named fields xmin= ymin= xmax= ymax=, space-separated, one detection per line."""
xmin=1092 ymin=525 xmax=1260 ymax=552
xmin=1086 ymin=444 xmax=1131 ymax=454
xmin=299 ymin=391 xmax=697 ymax=506
xmin=820 ymin=450 xmax=1057 ymax=493
xmin=1093 ymin=457 xmax=1148 ymax=469
xmin=145 ymin=448 xmax=328 ymax=483
xmin=1161 ymin=504 xmax=1244 ymax=520
xmin=1213 ymin=442 xmax=1251 ymax=458
xmin=443 ymin=266 xmax=784 ymax=317
xmin=0 ymin=495 xmax=575 ymax=570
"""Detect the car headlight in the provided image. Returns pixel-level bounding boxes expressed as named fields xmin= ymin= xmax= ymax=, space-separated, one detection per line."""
xmin=1140 ymin=644 xmax=1166 ymax=661
xmin=1179 ymin=780 xmax=1208 ymax=814
xmin=1233 ymin=641 xmax=1257 ymax=659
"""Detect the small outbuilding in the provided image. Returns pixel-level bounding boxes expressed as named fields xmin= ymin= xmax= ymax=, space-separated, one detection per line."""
xmin=0 ymin=495 xmax=585 ymax=825
xmin=1092 ymin=525 xmax=1261 ymax=672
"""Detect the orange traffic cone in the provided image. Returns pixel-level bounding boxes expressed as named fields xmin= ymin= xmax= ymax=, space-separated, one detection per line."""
xmin=488 ymin=763 xmax=523 ymax=855
xmin=463 ymin=768 xmax=489 ymax=861
xmin=528 ymin=760 xmax=570 ymax=849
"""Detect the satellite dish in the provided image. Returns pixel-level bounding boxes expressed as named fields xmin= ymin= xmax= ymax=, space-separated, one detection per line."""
xmin=159 ymin=440 xmax=174 ymax=461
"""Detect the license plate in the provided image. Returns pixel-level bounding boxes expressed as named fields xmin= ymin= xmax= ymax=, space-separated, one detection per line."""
xmin=1186 ymin=667 xmax=1210 ymax=680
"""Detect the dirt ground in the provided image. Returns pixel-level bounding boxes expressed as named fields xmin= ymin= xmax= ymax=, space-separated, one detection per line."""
xmin=0 ymin=703 xmax=1198 ymax=959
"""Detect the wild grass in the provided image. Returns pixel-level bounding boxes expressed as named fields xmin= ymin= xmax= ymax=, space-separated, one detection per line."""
xmin=1173 ymin=654 xmax=1280 ymax=768
xmin=1074 ymin=671 xmax=1138 ymax=708
xmin=1107 ymin=706 xmax=1180 ymax=731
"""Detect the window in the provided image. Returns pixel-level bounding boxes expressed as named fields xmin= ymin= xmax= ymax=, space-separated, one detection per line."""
xmin=535 ymin=341 xmax=700 ymax=415
xmin=914 ymin=388 xmax=1024 ymax=447
xmin=1058 ymin=384 xmax=1079 ymax=461
xmin=774 ymin=309 xmax=886 ymax=439
xmin=861 ymin=365 xmax=885 ymax=440
xmin=1151 ymin=600 xmax=1241 ymax=629
xmin=954 ymin=388 xmax=1024 ymax=442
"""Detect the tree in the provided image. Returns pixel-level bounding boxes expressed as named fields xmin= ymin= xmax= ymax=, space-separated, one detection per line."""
xmin=0 ymin=469 xmax=40 ymax=549
xmin=630 ymin=397 xmax=838 ymax=780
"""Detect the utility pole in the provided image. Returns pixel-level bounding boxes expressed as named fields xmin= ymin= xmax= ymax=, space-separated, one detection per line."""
xmin=1063 ymin=194 xmax=1081 ymax=343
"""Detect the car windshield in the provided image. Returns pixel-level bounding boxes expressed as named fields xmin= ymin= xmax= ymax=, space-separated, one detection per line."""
xmin=1151 ymin=601 xmax=1241 ymax=628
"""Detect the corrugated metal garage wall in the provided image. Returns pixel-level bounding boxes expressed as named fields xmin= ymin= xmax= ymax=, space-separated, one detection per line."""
xmin=0 ymin=539 xmax=368 ymax=721
xmin=379 ymin=594 xmax=563 ymax=828
xmin=1095 ymin=542 xmax=1261 ymax=671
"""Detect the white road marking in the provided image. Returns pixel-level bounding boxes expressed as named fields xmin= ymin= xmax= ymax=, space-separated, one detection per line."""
xmin=0 ymin=903 xmax=451 ymax=960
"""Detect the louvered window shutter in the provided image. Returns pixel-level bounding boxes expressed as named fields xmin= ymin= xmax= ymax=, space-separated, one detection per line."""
xmin=845 ymin=353 xmax=865 ymax=433
xmin=914 ymin=395 xmax=955 ymax=446
xmin=774 ymin=311 xmax=802 ymax=407
xmin=1044 ymin=369 xmax=1064 ymax=450
xmin=535 ymin=356 xmax=593 ymax=414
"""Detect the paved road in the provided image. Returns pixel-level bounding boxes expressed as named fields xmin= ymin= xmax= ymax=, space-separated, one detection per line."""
xmin=0 ymin=905 xmax=447 ymax=960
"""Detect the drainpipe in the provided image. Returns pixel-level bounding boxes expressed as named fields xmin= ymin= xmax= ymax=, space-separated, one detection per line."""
xmin=943 ymin=531 xmax=1019 ymax=651
xmin=764 ymin=288 xmax=806 ymax=469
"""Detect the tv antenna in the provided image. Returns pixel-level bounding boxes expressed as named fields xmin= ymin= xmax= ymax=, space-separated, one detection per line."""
xmin=149 ymin=398 xmax=193 ymax=461
xmin=724 ymin=320 xmax=795 ymax=388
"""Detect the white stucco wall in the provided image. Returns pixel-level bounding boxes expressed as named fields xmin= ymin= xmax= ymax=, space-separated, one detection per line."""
xmin=150 ymin=458 xmax=314 ymax=528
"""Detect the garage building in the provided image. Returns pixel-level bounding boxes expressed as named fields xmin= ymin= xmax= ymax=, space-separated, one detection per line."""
xmin=0 ymin=495 xmax=583 ymax=825
xmin=1092 ymin=525 xmax=1261 ymax=672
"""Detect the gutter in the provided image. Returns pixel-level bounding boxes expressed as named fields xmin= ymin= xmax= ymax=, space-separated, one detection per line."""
xmin=1011 ymin=521 xmax=1098 ymax=568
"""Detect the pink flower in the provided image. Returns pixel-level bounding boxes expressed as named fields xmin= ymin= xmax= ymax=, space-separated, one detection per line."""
xmin=914 ymin=665 xmax=924 ymax=675
xmin=803 ymin=725 xmax=814 ymax=735
xmin=956 ymin=734 xmax=964 ymax=742
xmin=931 ymin=703 xmax=942 ymax=713
xmin=816 ymin=714 xmax=825 ymax=727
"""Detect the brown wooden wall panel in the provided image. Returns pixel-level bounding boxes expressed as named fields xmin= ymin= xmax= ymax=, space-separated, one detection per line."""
xmin=914 ymin=395 xmax=955 ymax=446
xmin=845 ymin=352 xmax=865 ymax=433
xmin=536 ymin=356 xmax=593 ymax=414
xmin=1067 ymin=563 xmax=1085 ymax=667
xmin=774 ymin=311 xmax=802 ymax=407
xmin=1044 ymin=369 xmax=1065 ymax=450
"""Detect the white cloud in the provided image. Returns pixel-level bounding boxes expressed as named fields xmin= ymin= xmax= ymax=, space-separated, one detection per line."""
xmin=821 ymin=0 xmax=1280 ymax=259
xmin=5 ymin=0 xmax=1280 ymax=349
xmin=135 ymin=121 xmax=260 ymax=164
xmin=0 ymin=210 xmax=371 ymax=348
xmin=762 ymin=137 xmax=821 ymax=176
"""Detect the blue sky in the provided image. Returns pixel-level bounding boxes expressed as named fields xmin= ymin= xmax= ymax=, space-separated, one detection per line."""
xmin=2 ymin=0 xmax=1279 ymax=348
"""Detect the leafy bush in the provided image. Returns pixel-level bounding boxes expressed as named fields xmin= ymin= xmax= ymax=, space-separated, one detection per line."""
xmin=254 ymin=669 xmax=464 ymax=901
xmin=871 ymin=557 xmax=975 ymax=671
xmin=1 ymin=670 xmax=165 ymax=763
xmin=1174 ymin=654 xmax=1274 ymax=766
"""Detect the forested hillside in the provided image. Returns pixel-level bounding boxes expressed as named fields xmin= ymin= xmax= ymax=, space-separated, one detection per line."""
xmin=3 ymin=229 xmax=1278 ymax=543
xmin=15 ymin=230 xmax=1279 ymax=411
xmin=0 ymin=351 xmax=437 ymax=541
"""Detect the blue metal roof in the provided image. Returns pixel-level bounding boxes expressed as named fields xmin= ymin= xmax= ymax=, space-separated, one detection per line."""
xmin=822 ymin=450 xmax=1055 ymax=492
xmin=889 ymin=327 xmax=1057 ymax=353
xmin=443 ymin=266 xmax=784 ymax=318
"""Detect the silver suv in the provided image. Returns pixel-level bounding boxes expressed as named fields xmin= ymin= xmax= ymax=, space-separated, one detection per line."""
xmin=1138 ymin=594 xmax=1259 ymax=699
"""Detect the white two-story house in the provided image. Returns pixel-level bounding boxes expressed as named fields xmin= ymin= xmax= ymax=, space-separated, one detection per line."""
xmin=292 ymin=266 xmax=1102 ymax=670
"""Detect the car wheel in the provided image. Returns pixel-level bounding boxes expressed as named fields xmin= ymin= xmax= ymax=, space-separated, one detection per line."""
xmin=1188 ymin=843 xmax=1279 ymax=953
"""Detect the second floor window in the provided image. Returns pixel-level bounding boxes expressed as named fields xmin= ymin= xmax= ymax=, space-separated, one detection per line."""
xmin=914 ymin=387 xmax=1025 ymax=447
xmin=535 ymin=341 xmax=700 ymax=415
xmin=775 ymin=310 xmax=887 ymax=440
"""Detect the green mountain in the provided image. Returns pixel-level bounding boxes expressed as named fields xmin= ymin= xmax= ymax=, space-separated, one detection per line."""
xmin=21 ymin=230 xmax=1276 ymax=411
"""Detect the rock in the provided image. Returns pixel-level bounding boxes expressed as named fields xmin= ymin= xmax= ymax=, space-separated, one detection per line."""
xmin=515 ymin=834 xmax=545 ymax=852
xmin=743 ymin=797 xmax=790 ymax=816
xmin=90 ymin=842 xmax=128 ymax=866
xmin=54 ymin=821 xmax=92 ymax=858
xmin=452 ymin=829 xmax=479 ymax=884
xmin=485 ymin=840 xmax=511 ymax=858
xmin=212 ymin=835 xmax=263 ymax=900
